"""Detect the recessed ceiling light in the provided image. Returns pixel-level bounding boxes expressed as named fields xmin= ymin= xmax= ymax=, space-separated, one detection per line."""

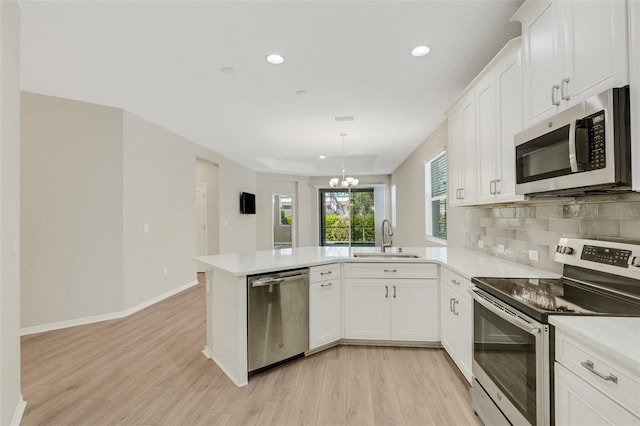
xmin=411 ymin=45 xmax=431 ymax=57
xmin=266 ymin=54 xmax=284 ymax=65
xmin=296 ymin=89 xmax=310 ymax=96
xmin=221 ymin=66 xmax=235 ymax=75
xmin=319 ymin=155 xmax=326 ymax=159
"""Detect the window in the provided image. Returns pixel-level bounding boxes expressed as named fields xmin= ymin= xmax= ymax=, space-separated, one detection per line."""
xmin=425 ymin=151 xmax=447 ymax=241
xmin=319 ymin=188 xmax=375 ymax=247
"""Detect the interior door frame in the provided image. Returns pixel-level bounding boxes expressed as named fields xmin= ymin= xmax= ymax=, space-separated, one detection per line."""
xmin=196 ymin=182 xmax=208 ymax=259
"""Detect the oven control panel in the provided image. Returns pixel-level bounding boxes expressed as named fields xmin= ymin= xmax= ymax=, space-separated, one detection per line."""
xmin=555 ymin=238 xmax=640 ymax=278
xmin=580 ymin=245 xmax=632 ymax=267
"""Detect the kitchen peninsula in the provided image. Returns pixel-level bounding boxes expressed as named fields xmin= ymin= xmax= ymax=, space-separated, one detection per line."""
xmin=195 ymin=246 xmax=558 ymax=387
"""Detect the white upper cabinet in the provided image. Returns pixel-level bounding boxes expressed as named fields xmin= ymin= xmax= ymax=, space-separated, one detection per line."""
xmin=448 ymin=94 xmax=477 ymax=207
xmin=448 ymin=38 xmax=523 ymax=206
xmin=513 ymin=0 xmax=629 ymax=128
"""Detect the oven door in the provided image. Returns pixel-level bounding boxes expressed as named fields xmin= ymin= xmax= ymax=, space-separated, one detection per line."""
xmin=470 ymin=287 xmax=550 ymax=426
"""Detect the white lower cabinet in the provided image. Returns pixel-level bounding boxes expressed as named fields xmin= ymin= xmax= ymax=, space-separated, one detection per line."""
xmin=554 ymin=327 xmax=640 ymax=425
xmin=309 ymin=264 xmax=341 ymax=350
xmin=439 ymin=267 xmax=473 ymax=382
xmin=344 ymin=280 xmax=391 ymax=339
xmin=555 ymin=363 xmax=640 ymax=426
xmin=344 ymin=263 xmax=439 ymax=342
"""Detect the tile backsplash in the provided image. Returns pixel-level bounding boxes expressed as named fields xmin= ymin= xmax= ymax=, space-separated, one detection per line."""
xmin=464 ymin=193 xmax=640 ymax=273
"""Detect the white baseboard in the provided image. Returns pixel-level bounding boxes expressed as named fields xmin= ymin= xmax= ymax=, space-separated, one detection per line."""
xmin=201 ymin=345 xmax=212 ymax=359
xmin=123 ymin=280 xmax=199 ymax=317
xmin=210 ymin=353 xmax=248 ymax=387
xmin=10 ymin=396 xmax=26 ymax=426
xmin=20 ymin=280 xmax=199 ymax=336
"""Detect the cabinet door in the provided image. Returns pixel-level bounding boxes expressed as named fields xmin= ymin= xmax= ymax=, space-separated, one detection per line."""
xmin=563 ymin=0 xmax=628 ymax=106
xmin=309 ymin=279 xmax=341 ymax=350
xmin=555 ymin=363 xmax=640 ymax=426
xmin=454 ymin=295 xmax=473 ymax=382
xmin=520 ymin=1 xmax=564 ymax=126
xmin=448 ymin=109 xmax=465 ymax=206
xmin=461 ymin=98 xmax=477 ymax=204
xmin=344 ymin=279 xmax=390 ymax=340
xmin=495 ymin=48 xmax=524 ymax=202
xmin=440 ymin=282 xmax=457 ymax=355
xmin=476 ymin=78 xmax=498 ymax=203
xmin=390 ymin=279 xmax=438 ymax=342
xmin=440 ymin=282 xmax=473 ymax=383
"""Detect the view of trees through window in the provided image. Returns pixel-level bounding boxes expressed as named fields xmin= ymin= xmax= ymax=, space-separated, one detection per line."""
xmin=278 ymin=195 xmax=292 ymax=225
xmin=320 ymin=189 xmax=375 ymax=246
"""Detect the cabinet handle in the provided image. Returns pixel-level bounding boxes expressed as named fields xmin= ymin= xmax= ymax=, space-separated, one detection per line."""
xmin=451 ymin=279 xmax=460 ymax=286
xmin=320 ymin=282 xmax=333 ymax=288
xmin=561 ymin=78 xmax=570 ymax=101
xmin=452 ymin=299 xmax=459 ymax=316
xmin=493 ymin=179 xmax=500 ymax=195
xmin=384 ymin=269 xmax=397 ymax=273
xmin=459 ymin=188 xmax=464 ymax=200
xmin=393 ymin=285 xmax=397 ymax=298
xmin=489 ymin=180 xmax=494 ymax=195
xmin=449 ymin=298 xmax=454 ymax=312
xmin=385 ymin=285 xmax=389 ymax=298
xmin=551 ymin=84 xmax=561 ymax=106
xmin=581 ymin=360 xmax=618 ymax=384
xmin=320 ymin=271 xmax=333 ymax=276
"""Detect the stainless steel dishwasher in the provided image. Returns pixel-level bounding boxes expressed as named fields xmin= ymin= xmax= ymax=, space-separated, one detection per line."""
xmin=247 ymin=268 xmax=309 ymax=373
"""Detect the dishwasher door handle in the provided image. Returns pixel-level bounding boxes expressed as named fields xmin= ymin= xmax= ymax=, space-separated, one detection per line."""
xmin=250 ymin=274 xmax=306 ymax=287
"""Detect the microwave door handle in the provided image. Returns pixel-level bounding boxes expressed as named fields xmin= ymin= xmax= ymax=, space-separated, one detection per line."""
xmin=568 ymin=120 xmax=579 ymax=172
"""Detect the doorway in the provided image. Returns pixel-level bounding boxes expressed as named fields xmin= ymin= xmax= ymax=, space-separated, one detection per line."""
xmin=273 ymin=193 xmax=294 ymax=249
xmin=319 ymin=188 xmax=375 ymax=247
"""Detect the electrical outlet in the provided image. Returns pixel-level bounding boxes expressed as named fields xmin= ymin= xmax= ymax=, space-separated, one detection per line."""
xmin=497 ymin=244 xmax=505 ymax=254
xmin=163 ymin=266 xmax=168 ymax=275
xmin=529 ymin=250 xmax=539 ymax=261
xmin=478 ymin=240 xmax=484 ymax=249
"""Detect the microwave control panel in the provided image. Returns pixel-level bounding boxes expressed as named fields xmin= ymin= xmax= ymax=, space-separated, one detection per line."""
xmin=576 ymin=110 xmax=606 ymax=171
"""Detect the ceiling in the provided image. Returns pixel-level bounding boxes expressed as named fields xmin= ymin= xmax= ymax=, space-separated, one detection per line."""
xmin=19 ymin=0 xmax=522 ymax=176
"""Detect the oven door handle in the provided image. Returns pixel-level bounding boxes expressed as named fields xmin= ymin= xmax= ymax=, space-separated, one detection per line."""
xmin=468 ymin=287 xmax=542 ymax=335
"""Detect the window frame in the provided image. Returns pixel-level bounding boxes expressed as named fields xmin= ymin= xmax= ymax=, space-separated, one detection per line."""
xmin=424 ymin=150 xmax=447 ymax=245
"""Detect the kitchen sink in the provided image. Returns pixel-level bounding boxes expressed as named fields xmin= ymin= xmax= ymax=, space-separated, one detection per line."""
xmin=352 ymin=252 xmax=421 ymax=259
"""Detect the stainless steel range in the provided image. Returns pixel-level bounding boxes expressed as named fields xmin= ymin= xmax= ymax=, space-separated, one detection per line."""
xmin=470 ymin=238 xmax=640 ymax=426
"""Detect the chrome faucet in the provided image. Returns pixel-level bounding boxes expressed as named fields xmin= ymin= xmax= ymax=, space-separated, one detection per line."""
xmin=381 ymin=219 xmax=393 ymax=253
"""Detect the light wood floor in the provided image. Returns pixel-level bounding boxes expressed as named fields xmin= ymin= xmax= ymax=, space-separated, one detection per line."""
xmin=21 ymin=274 xmax=482 ymax=426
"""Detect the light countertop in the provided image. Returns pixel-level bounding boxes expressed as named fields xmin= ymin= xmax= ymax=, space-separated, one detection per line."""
xmin=549 ymin=316 xmax=640 ymax=372
xmin=194 ymin=246 xmax=559 ymax=279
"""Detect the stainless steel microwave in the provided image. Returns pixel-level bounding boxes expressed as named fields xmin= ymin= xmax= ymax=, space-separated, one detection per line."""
xmin=515 ymin=86 xmax=631 ymax=197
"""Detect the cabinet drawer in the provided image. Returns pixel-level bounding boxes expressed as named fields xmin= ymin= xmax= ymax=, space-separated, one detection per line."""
xmin=555 ymin=330 xmax=640 ymax=418
xmin=310 ymin=263 xmax=341 ymax=283
xmin=440 ymin=267 xmax=472 ymax=296
xmin=344 ymin=262 xmax=437 ymax=279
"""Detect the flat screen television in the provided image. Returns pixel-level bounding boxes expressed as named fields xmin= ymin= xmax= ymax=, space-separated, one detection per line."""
xmin=240 ymin=192 xmax=256 ymax=214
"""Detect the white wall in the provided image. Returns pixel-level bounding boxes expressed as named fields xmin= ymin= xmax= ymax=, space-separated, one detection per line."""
xmin=21 ymin=93 xmax=125 ymax=327
xmin=196 ymin=158 xmax=219 ymax=256
xmin=390 ymin=121 xmax=466 ymax=247
xmin=21 ymin=93 xmax=257 ymax=329
xmin=1 ymin=1 xmax=24 ymax=423
xmin=122 ymin=112 xmax=200 ymax=308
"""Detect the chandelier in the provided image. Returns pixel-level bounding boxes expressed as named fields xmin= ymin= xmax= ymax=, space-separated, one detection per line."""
xmin=329 ymin=133 xmax=359 ymax=189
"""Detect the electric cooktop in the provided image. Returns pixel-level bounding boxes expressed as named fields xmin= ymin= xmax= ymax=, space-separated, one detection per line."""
xmin=472 ymin=238 xmax=640 ymax=323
